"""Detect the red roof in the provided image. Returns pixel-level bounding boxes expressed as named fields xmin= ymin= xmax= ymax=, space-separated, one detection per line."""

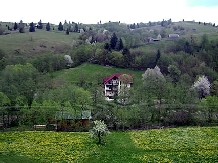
xmin=103 ymin=73 xmax=133 ymax=84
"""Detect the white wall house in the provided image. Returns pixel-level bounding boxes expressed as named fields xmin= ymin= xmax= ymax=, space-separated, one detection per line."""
xmin=103 ymin=73 xmax=133 ymax=101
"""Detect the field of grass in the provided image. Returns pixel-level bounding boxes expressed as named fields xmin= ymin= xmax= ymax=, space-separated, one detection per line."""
xmin=0 ymin=127 xmax=217 ymax=163
xmin=52 ymin=63 xmax=144 ymax=87
xmin=0 ymin=29 xmax=79 ymax=55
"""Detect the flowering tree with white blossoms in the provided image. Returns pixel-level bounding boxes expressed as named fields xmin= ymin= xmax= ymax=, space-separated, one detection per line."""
xmin=89 ymin=120 xmax=109 ymax=144
xmin=64 ymin=55 xmax=73 ymax=67
xmin=192 ymin=75 xmax=211 ymax=99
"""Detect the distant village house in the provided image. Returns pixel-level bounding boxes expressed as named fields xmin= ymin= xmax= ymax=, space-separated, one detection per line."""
xmin=168 ymin=34 xmax=180 ymax=39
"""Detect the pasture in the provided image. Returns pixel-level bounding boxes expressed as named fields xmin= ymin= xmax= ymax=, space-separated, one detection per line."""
xmin=0 ymin=127 xmax=217 ymax=163
xmin=0 ymin=29 xmax=79 ymax=56
xmin=52 ymin=63 xmax=144 ymax=87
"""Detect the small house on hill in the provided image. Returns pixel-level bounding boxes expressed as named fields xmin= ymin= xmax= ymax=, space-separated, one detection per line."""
xmin=103 ymin=73 xmax=133 ymax=101
xmin=168 ymin=34 xmax=180 ymax=39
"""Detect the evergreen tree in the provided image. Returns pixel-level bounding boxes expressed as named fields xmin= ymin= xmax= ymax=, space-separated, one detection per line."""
xmin=74 ymin=23 xmax=78 ymax=32
xmin=116 ymin=38 xmax=124 ymax=51
xmin=184 ymin=41 xmax=192 ymax=54
xmin=58 ymin=22 xmax=63 ymax=31
xmin=13 ymin=22 xmax=18 ymax=30
xmin=46 ymin=22 xmax=50 ymax=31
xmin=122 ymin=47 xmax=132 ymax=67
xmin=19 ymin=23 xmax=25 ymax=33
xmin=38 ymin=19 xmax=43 ymax=29
xmin=110 ymin=33 xmax=118 ymax=50
xmin=29 ymin=22 xmax=35 ymax=32
xmin=155 ymin=49 xmax=161 ymax=66
xmin=66 ymin=28 xmax=69 ymax=35
xmin=104 ymin=42 xmax=111 ymax=51
xmin=0 ymin=25 xmax=3 ymax=35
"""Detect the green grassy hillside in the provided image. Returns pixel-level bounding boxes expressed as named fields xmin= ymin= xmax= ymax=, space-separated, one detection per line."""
xmin=0 ymin=127 xmax=217 ymax=163
xmin=53 ymin=63 xmax=144 ymax=87
xmin=0 ymin=28 xmax=79 ymax=56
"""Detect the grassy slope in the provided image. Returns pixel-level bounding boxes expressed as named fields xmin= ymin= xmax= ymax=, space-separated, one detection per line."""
xmin=173 ymin=21 xmax=218 ymax=41
xmin=0 ymin=127 xmax=217 ymax=163
xmin=0 ymin=28 xmax=79 ymax=56
xmin=53 ymin=63 xmax=144 ymax=87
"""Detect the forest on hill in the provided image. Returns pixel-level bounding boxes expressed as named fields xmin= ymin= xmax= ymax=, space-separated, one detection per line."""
xmin=0 ymin=19 xmax=218 ymax=130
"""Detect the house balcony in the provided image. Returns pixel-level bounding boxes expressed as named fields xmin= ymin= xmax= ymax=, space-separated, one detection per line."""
xmin=106 ymin=81 xmax=119 ymax=85
xmin=105 ymin=87 xmax=111 ymax=90
xmin=105 ymin=91 xmax=115 ymax=97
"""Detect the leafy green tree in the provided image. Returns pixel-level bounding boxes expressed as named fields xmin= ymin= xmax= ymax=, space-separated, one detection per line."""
xmin=0 ymin=49 xmax=7 ymax=71
xmin=89 ymin=120 xmax=109 ymax=144
xmin=210 ymin=80 xmax=218 ymax=96
xmin=118 ymin=74 xmax=133 ymax=106
xmin=29 ymin=22 xmax=35 ymax=32
xmin=200 ymin=96 xmax=218 ymax=123
xmin=0 ymin=63 xmax=40 ymax=106
xmin=168 ymin=64 xmax=181 ymax=83
xmin=201 ymin=34 xmax=209 ymax=50
xmin=90 ymin=73 xmax=105 ymax=106
xmin=31 ymin=54 xmax=66 ymax=73
xmin=0 ymin=92 xmax=11 ymax=126
xmin=75 ymin=88 xmax=91 ymax=109
xmin=71 ymin=44 xmax=93 ymax=66
xmin=46 ymin=22 xmax=50 ymax=31
xmin=142 ymin=66 xmax=166 ymax=124
xmin=58 ymin=22 xmax=63 ymax=31
xmin=41 ymin=100 xmax=59 ymax=123
xmin=160 ymin=28 xmax=167 ymax=38
xmin=110 ymin=33 xmax=118 ymax=50
xmin=110 ymin=51 xmax=124 ymax=67
xmin=0 ymin=92 xmax=10 ymax=107
xmin=35 ymin=85 xmax=77 ymax=106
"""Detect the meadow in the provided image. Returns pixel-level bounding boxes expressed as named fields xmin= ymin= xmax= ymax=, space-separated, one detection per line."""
xmin=0 ymin=127 xmax=217 ymax=163
xmin=0 ymin=29 xmax=79 ymax=55
xmin=53 ymin=63 xmax=144 ymax=87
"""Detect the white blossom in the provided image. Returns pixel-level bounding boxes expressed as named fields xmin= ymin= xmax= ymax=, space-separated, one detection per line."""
xmin=64 ymin=55 xmax=73 ymax=67
xmin=89 ymin=120 xmax=109 ymax=144
xmin=142 ymin=66 xmax=164 ymax=80
xmin=192 ymin=75 xmax=210 ymax=98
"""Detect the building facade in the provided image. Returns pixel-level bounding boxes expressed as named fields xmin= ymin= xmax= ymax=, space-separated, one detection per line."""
xmin=103 ymin=73 xmax=133 ymax=101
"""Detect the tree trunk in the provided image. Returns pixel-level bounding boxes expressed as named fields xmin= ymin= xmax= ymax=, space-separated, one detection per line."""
xmin=98 ymin=131 xmax=101 ymax=144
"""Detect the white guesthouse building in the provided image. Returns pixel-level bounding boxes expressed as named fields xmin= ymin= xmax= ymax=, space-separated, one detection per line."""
xmin=103 ymin=73 xmax=133 ymax=101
